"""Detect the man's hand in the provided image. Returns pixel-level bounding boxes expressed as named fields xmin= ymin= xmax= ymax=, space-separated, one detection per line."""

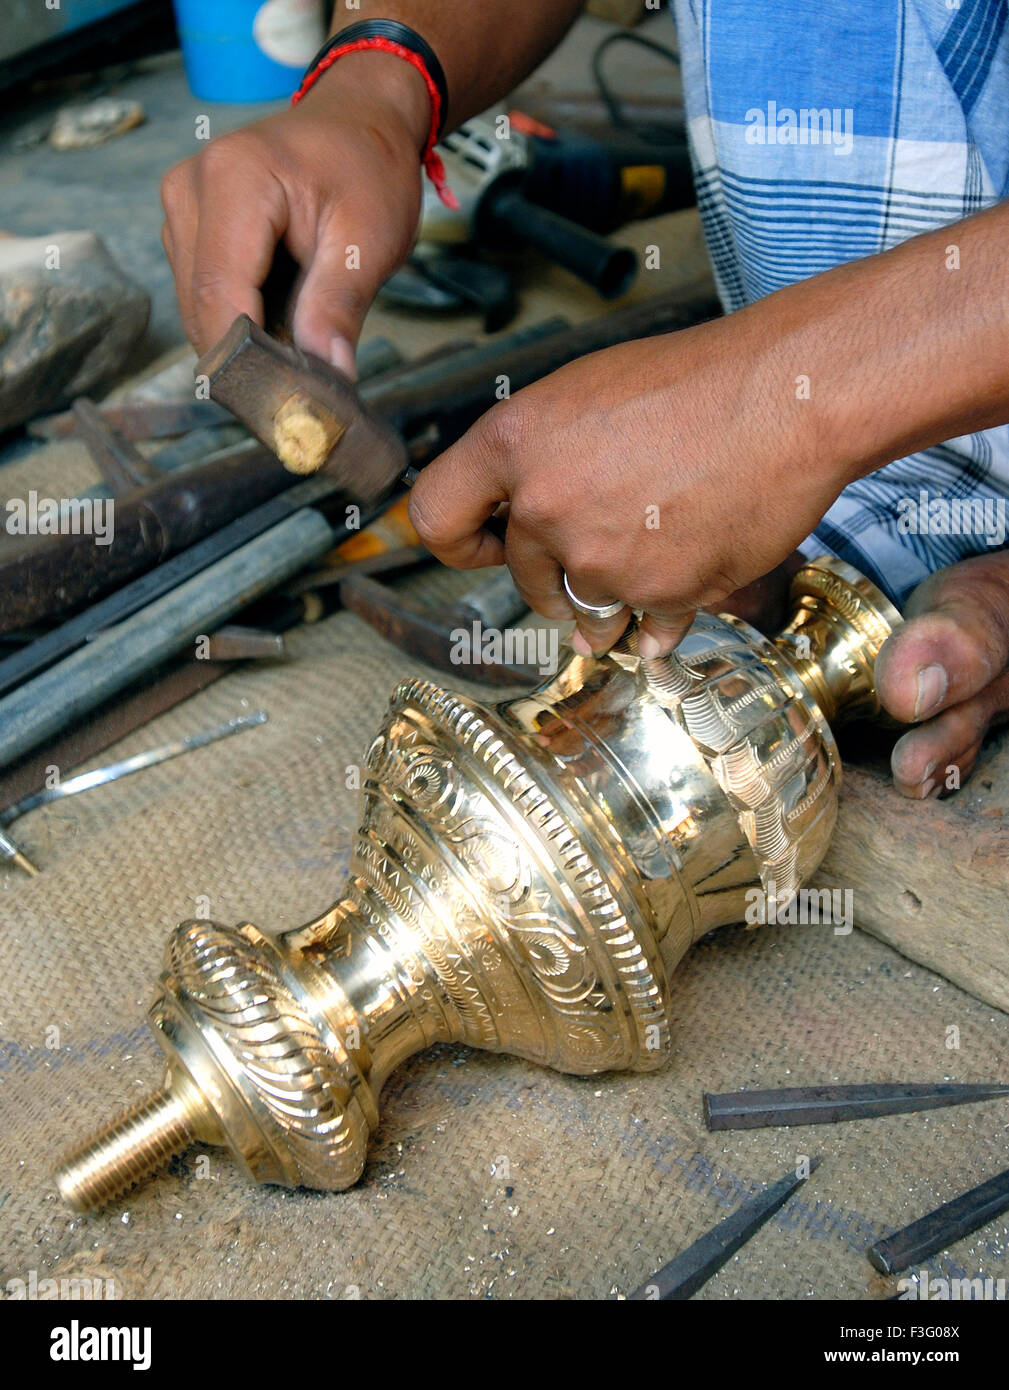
xmin=409 ymin=311 xmax=852 ymax=657
xmin=410 ymin=199 xmax=1009 ymax=662
xmin=160 ymin=1 xmax=586 ymax=364
xmin=876 ymin=552 xmax=1009 ymax=797
xmin=720 ymin=552 xmax=1009 ymax=797
xmin=160 ymin=52 xmax=430 ymax=369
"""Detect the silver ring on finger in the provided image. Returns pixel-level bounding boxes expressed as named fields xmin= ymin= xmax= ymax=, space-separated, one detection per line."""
xmin=562 ymin=571 xmax=626 ymax=621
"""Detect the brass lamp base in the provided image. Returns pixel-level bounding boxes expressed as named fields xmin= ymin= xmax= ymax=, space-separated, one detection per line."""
xmin=56 ymin=557 xmax=901 ymax=1212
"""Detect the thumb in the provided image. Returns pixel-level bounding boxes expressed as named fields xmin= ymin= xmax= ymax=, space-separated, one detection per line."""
xmin=291 ymin=218 xmax=381 ymax=377
xmin=409 ymin=446 xmax=508 ymax=571
xmin=875 ymin=555 xmax=1009 ymax=724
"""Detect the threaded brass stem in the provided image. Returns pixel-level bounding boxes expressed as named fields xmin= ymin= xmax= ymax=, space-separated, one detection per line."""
xmin=56 ymin=1086 xmax=194 ymax=1213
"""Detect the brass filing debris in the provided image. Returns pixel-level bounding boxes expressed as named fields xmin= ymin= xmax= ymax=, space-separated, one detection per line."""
xmin=56 ymin=557 xmax=901 ymax=1212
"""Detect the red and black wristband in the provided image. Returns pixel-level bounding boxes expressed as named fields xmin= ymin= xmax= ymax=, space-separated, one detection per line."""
xmin=293 ymin=19 xmax=458 ymax=208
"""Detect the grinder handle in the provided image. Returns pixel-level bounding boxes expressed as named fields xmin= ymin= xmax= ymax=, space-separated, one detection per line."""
xmin=483 ymin=188 xmax=638 ymax=300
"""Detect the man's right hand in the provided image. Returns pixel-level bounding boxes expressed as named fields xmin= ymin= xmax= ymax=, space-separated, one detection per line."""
xmin=160 ymin=51 xmax=432 ymax=371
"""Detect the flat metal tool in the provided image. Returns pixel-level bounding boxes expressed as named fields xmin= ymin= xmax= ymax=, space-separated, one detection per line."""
xmin=71 ymin=397 xmax=162 ymax=491
xmin=0 ymin=712 xmax=267 ymax=875
xmin=703 ymin=1082 xmax=1009 ymax=1130
xmin=868 ymin=1165 xmax=1009 ymax=1275
xmin=627 ymin=1159 xmax=820 ymax=1300
xmin=340 ymin=564 xmax=539 ymax=686
xmin=198 ymin=627 xmax=287 ymax=662
xmin=31 ymin=399 xmax=230 ymax=443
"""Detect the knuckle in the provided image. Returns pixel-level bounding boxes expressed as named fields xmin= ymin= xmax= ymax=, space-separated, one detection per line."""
xmin=946 ymin=706 xmax=985 ymax=749
xmin=577 ymin=555 xmax=620 ymax=591
xmin=198 ymin=131 xmax=254 ymax=175
xmin=480 ymin=397 xmax=536 ymax=462
xmin=160 ymin=159 xmax=193 ymax=213
xmin=634 ymin=578 xmax=681 ymax=612
xmin=968 ymin=578 xmax=1009 ymax=672
xmin=511 ymin=484 xmax=560 ymax=533
xmin=641 ymin=619 xmax=687 ymax=645
xmin=975 ymin=628 xmax=1009 ymax=684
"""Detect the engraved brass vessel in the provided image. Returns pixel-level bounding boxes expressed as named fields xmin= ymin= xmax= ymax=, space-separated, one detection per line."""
xmin=56 ymin=557 xmax=900 ymax=1211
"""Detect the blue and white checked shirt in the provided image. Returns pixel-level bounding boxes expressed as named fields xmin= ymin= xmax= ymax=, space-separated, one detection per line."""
xmin=672 ymin=0 xmax=1009 ymax=605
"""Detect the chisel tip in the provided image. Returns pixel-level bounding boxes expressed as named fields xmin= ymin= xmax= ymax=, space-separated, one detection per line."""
xmin=11 ymin=849 xmax=40 ymax=878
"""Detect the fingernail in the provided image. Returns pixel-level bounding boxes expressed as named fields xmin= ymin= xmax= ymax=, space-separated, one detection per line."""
xmin=918 ymin=778 xmax=936 ymax=800
xmin=330 ymin=336 xmax=357 ymax=380
xmin=913 ymin=664 xmax=947 ymax=720
xmin=637 ymin=632 xmax=662 ymax=660
xmin=891 ymin=731 xmax=939 ymax=785
xmin=571 ymin=630 xmax=592 ymax=657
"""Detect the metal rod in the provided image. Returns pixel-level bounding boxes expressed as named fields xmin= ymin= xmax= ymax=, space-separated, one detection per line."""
xmin=627 ymin=1159 xmax=820 ymax=1300
xmin=0 ymin=473 xmax=347 ymax=699
xmin=358 ymin=320 xmax=566 ymax=401
xmin=0 ymin=656 xmax=234 ymax=819
xmin=703 ymin=1082 xmax=1009 ymax=1130
xmin=868 ymin=1166 xmax=1009 ymax=1275
xmin=1 ymin=712 xmax=267 ymax=826
xmin=0 ymin=508 xmax=333 ymax=769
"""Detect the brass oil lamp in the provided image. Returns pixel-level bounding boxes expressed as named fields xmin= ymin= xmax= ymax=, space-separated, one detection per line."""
xmin=56 ymin=556 xmax=900 ymax=1211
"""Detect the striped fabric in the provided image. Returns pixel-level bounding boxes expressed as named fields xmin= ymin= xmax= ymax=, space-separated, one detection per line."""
xmin=672 ymin=0 xmax=1009 ymax=604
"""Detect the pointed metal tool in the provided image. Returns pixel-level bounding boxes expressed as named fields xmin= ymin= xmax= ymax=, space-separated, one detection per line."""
xmin=703 ymin=1082 xmax=1009 ymax=1130
xmin=627 ymin=1159 xmax=820 ymax=1300
xmin=0 ymin=826 xmax=39 ymax=877
xmin=869 ymin=1165 xmax=1009 ymax=1275
xmin=0 ymin=713 xmax=267 ymax=877
xmin=1 ymin=712 xmax=267 ymax=828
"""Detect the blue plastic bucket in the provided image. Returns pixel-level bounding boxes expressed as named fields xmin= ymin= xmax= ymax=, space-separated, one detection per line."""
xmin=173 ymin=0 xmax=326 ymax=102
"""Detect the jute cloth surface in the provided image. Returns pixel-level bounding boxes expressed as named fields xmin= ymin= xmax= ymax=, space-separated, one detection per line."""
xmin=2 ymin=605 xmax=1008 ymax=1300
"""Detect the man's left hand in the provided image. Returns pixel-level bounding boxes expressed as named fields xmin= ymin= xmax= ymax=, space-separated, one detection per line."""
xmin=876 ymin=552 xmax=1009 ymax=797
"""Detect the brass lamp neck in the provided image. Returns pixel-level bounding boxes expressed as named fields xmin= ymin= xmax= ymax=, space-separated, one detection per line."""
xmin=772 ymin=558 xmax=902 ymax=725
